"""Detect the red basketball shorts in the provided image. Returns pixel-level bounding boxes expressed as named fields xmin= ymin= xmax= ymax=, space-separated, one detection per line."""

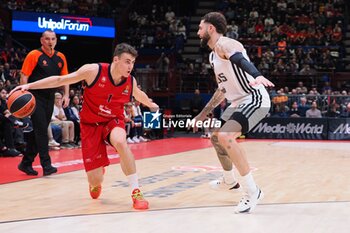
xmin=80 ymin=118 xmax=125 ymax=172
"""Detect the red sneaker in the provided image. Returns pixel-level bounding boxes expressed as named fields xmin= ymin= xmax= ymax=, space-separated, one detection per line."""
xmin=131 ymin=188 xmax=149 ymax=210
xmin=89 ymin=185 xmax=102 ymax=199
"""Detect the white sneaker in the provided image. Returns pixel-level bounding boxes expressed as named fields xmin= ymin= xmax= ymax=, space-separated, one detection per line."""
xmin=209 ymin=177 xmax=240 ymax=191
xmin=235 ymin=187 xmax=264 ymax=214
xmin=132 ymin=136 xmax=140 ymax=143
xmin=48 ymin=139 xmax=60 ymax=147
xmin=138 ymin=136 xmax=148 ymax=142
xmin=49 ymin=146 xmax=61 ymax=151
xmin=127 ymin=137 xmax=135 ymax=144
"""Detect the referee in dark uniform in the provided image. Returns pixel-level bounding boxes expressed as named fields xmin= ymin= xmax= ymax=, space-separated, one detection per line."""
xmin=18 ymin=30 xmax=69 ymax=176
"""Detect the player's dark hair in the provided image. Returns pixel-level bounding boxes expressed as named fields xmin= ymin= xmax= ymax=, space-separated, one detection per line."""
xmin=201 ymin=12 xmax=227 ymax=34
xmin=114 ymin=43 xmax=138 ymax=58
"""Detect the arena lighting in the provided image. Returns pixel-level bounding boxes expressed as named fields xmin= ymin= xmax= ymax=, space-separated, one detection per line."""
xmin=12 ymin=11 xmax=115 ymax=38
xmin=60 ymin=35 xmax=67 ymax=40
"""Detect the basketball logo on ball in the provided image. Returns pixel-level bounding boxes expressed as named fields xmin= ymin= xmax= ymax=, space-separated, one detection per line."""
xmin=7 ymin=90 xmax=36 ymax=118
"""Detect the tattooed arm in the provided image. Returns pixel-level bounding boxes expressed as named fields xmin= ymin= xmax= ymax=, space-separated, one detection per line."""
xmin=194 ymin=87 xmax=226 ymax=121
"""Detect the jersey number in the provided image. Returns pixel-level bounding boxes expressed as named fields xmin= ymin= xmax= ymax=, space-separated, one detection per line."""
xmin=217 ymin=73 xmax=227 ymax=84
xmin=107 ymin=94 xmax=113 ymax=103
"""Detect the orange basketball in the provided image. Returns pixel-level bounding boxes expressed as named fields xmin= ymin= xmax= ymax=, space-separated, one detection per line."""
xmin=7 ymin=90 xmax=36 ymax=118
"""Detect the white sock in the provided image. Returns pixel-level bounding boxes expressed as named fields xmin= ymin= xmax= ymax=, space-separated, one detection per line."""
xmin=127 ymin=173 xmax=139 ymax=191
xmin=241 ymin=172 xmax=258 ymax=195
xmin=223 ymin=169 xmax=236 ymax=185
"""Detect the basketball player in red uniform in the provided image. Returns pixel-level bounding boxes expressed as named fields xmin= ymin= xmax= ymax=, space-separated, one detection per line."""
xmin=11 ymin=43 xmax=159 ymax=210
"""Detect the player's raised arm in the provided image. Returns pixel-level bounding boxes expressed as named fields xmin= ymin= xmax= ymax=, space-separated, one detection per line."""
xmin=216 ymin=38 xmax=274 ymax=87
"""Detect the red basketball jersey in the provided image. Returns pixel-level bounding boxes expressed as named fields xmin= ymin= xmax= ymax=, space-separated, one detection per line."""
xmin=80 ymin=63 xmax=133 ymax=124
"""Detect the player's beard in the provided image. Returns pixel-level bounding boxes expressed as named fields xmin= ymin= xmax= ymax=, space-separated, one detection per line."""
xmin=200 ymin=31 xmax=210 ymax=48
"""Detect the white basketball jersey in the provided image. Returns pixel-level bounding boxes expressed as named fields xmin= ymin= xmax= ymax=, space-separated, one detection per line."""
xmin=209 ymin=37 xmax=268 ymax=102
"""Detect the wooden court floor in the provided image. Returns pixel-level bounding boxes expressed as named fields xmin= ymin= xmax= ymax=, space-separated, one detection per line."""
xmin=0 ymin=139 xmax=350 ymax=233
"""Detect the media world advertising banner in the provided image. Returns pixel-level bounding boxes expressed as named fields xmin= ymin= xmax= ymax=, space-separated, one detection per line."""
xmin=12 ymin=11 xmax=115 ymax=38
xmin=247 ymin=117 xmax=328 ymax=140
xmin=328 ymin=118 xmax=350 ymax=140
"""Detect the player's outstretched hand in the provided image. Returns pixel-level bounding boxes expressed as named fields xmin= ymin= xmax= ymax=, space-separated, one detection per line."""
xmin=249 ymin=76 xmax=275 ymax=87
xmin=149 ymin=102 xmax=159 ymax=112
xmin=9 ymin=84 xmax=30 ymax=96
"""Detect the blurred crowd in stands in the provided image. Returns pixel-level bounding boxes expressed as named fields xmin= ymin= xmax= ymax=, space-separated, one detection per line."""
xmin=268 ymin=81 xmax=350 ymax=118
xmin=126 ymin=3 xmax=189 ymax=51
xmin=219 ymin=0 xmax=347 ymax=73
xmin=1 ymin=0 xmax=112 ymax=17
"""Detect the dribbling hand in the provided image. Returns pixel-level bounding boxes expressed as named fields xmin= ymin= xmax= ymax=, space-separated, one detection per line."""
xmin=9 ymin=84 xmax=30 ymax=96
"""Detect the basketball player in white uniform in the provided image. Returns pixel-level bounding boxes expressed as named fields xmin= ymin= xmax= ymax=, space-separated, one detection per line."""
xmin=194 ymin=12 xmax=274 ymax=213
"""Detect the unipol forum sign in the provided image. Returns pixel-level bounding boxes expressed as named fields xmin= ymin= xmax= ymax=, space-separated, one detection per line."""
xmin=12 ymin=11 xmax=115 ymax=38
